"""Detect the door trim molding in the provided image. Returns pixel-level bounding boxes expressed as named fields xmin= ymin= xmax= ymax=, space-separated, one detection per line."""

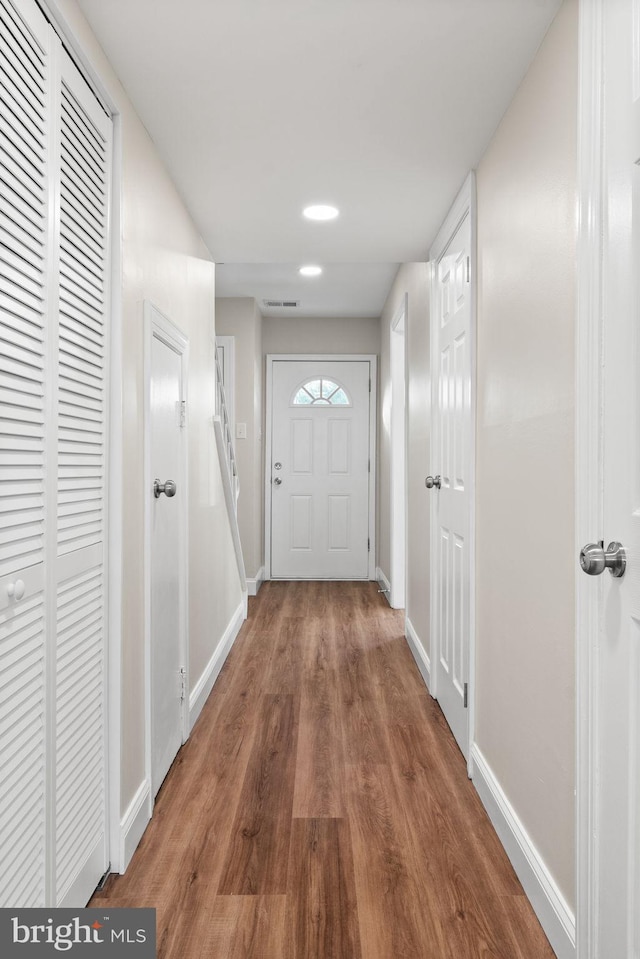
xmin=264 ymin=355 xmax=377 ymax=581
xmin=143 ymin=302 xmax=190 ymax=801
xmin=576 ymin=1 xmax=605 ymax=954
xmin=428 ymin=171 xmax=477 ymax=772
xmin=389 ymin=296 xmax=407 ymax=609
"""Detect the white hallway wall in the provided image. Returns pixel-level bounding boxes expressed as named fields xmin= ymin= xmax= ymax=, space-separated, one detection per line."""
xmin=57 ymin=0 xmax=243 ymax=836
xmin=474 ymin=0 xmax=577 ymax=914
xmin=377 ymin=0 xmax=577 ymax=934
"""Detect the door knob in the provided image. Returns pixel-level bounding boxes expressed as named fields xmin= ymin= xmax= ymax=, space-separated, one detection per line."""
xmin=425 ymin=475 xmax=441 ymax=489
xmin=579 ymin=541 xmax=626 ymax=578
xmin=273 ymin=477 xmax=282 ymax=486
xmin=7 ymin=579 xmax=25 ymax=601
xmin=154 ymin=478 xmax=177 ymax=498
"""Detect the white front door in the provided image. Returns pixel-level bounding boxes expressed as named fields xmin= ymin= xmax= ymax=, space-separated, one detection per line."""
xmin=148 ymin=312 xmax=187 ymax=796
xmin=429 ymin=176 xmax=475 ymax=760
xmin=578 ymin=2 xmax=640 ymax=953
xmin=268 ymin=358 xmax=373 ymax=579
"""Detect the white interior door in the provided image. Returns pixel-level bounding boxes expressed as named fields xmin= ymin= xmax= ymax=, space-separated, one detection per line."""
xmin=148 ymin=314 xmax=187 ymax=797
xmin=429 ymin=177 xmax=475 ymax=761
xmin=0 ymin=0 xmax=111 ymax=907
xmin=268 ymin=358 xmax=373 ymax=579
xmin=578 ymin=1 xmax=640 ymax=952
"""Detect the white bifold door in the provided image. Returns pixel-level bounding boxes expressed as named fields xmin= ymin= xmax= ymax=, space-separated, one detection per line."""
xmin=0 ymin=0 xmax=111 ymax=907
xmin=268 ymin=358 xmax=373 ymax=579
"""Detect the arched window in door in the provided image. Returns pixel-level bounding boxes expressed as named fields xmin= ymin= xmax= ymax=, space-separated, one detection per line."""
xmin=291 ymin=378 xmax=351 ymax=406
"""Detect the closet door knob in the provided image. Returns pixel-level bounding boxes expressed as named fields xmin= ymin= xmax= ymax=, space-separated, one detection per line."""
xmin=7 ymin=579 xmax=25 ymax=601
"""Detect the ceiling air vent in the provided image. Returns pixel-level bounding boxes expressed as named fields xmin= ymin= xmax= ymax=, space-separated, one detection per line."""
xmin=263 ymin=299 xmax=300 ymax=308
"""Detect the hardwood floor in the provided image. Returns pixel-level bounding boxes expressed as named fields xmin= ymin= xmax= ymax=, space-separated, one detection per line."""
xmin=91 ymin=581 xmax=556 ymax=958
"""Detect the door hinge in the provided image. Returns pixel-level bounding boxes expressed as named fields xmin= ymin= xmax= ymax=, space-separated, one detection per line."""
xmin=463 ymin=682 xmax=468 ymax=708
xmin=180 ymin=666 xmax=186 ymax=702
xmin=179 ymin=399 xmax=186 ymax=428
xmin=367 ymin=537 xmax=370 ymax=552
xmin=368 ymin=457 xmax=370 ymax=473
xmin=369 ymin=378 xmax=371 ymax=393
xmin=466 ymin=256 xmax=471 ymax=283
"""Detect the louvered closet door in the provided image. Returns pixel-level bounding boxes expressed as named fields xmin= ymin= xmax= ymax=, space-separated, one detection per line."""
xmin=54 ymin=48 xmax=111 ymax=908
xmin=0 ymin=0 xmax=50 ymax=908
xmin=0 ymin=0 xmax=112 ymax=908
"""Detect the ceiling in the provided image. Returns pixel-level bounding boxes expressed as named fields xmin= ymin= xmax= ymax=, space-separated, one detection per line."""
xmin=76 ymin=0 xmax=562 ymax=318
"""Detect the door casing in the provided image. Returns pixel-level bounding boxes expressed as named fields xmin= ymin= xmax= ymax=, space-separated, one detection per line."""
xmin=264 ymin=355 xmax=377 ymax=581
xmin=390 ymin=298 xmax=407 ymax=610
xmin=144 ymin=303 xmax=189 ymax=800
xmin=428 ymin=172 xmax=477 ymax=772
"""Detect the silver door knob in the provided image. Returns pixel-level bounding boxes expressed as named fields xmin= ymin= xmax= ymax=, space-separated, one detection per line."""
xmin=425 ymin=475 xmax=441 ymax=489
xmin=273 ymin=477 xmax=282 ymax=486
xmin=154 ymin=478 xmax=177 ymax=498
xmin=579 ymin=541 xmax=626 ymax=578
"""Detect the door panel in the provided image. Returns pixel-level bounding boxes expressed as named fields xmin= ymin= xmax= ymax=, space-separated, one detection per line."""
xmin=270 ymin=360 xmax=371 ymax=579
xmin=583 ymin=1 xmax=640 ymax=951
xmin=54 ymin=47 xmax=111 ymax=906
xmin=0 ymin=0 xmax=111 ymax=907
xmin=430 ymin=184 xmax=474 ymax=761
xmin=150 ymin=331 xmax=184 ymax=796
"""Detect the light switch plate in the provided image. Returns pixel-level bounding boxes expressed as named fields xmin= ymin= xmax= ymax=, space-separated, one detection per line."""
xmin=236 ymin=422 xmax=247 ymax=439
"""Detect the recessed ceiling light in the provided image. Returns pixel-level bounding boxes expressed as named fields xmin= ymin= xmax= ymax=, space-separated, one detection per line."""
xmin=303 ymin=204 xmax=339 ymax=221
xmin=299 ymin=265 xmax=323 ymax=277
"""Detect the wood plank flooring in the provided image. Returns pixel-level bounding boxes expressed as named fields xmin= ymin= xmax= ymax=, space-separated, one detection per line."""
xmin=91 ymin=581 xmax=556 ymax=959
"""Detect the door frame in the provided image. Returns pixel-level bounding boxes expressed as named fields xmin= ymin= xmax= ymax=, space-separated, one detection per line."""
xmin=264 ymin=354 xmax=377 ymax=581
xmin=575 ymin=1 xmax=601 ymax=949
xmin=389 ymin=297 xmax=407 ymax=609
xmin=428 ymin=172 xmax=477 ymax=772
xmin=143 ymin=302 xmax=190 ymax=800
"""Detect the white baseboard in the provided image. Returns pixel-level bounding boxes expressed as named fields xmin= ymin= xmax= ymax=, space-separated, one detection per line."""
xmin=405 ymin=616 xmax=431 ymax=692
xmin=189 ymin=599 xmax=245 ymax=731
xmin=471 ymin=745 xmax=576 ymax=959
xmin=119 ymin=779 xmax=152 ymax=873
xmin=246 ymin=566 xmax=264 ymax=596
xmin=375 ymin=567 xmax=392 ymax=606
